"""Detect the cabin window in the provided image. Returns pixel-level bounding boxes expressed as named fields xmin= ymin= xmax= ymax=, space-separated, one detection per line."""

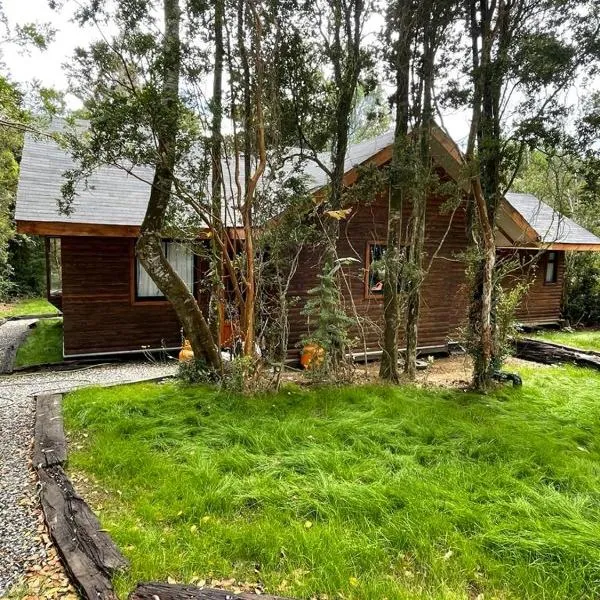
xmin=366 ymin=242 xmax=407 ymax=297
xmin=367 ymin=243 xmax=387 ymax=295
xmin=544 ymin=251 xmax=558 ymax=284
xmin=135 ymin=241 xmax=194 ymax=300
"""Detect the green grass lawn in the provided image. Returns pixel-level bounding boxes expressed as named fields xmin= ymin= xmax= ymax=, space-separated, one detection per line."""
xmin=0 ymin=297 xmax=59 ymax=319
xmin=64 ymin=365 xmax=600 ymax=600
xmin=531 ymin=329 xmax=600 ymax=353
xmin=14 ymin=318 xmax=63 ymax=368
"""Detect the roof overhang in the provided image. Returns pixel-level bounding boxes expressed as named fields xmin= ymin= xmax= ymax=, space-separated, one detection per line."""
xmin=16 ymin=219 xmax=245 ymax=240
xmin=495 ymin=199 xmax=600 ymax=252
xmin=17 ymin=220 xmax=141 ymax=237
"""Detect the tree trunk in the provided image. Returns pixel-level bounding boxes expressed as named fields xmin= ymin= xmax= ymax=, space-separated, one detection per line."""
xmin=239 ymin=0 xmax=266 ymax=357
xmin=404 ymin=8 xmax=435 ymax=380
xmin=209 ymin=0 xmax=225 ymax=347
xmin=136 ymin=0 xmax=221 ymax=371
xmin=465 ymin=0 xmax=499 ymax=391
xmin=380 ymin=2 xmax=411 ymax=382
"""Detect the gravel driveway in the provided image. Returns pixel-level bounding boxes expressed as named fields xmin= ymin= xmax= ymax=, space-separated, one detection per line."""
xmin=0 ymin=360 xmax=178 ymax=595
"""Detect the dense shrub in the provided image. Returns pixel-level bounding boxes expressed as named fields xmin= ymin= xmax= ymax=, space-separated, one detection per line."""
xmin=563 ymin=252 xmax=600 ymax=326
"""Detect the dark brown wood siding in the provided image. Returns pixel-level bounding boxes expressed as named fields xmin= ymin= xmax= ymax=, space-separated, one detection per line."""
xmin=286 ymin=189 xmax=471 ymax=357
xmin=61 ymin=236 xmax=206 ymax=356
xmin=59 ymin=213 xmax=564 ymax=358
xmin=512 ymin=250 xmax=564 ymax=323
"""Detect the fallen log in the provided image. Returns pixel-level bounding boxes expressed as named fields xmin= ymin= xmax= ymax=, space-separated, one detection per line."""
xmin=515 ymin=338 xmax=600 ymax=370
xmin=38 ymin=465 xmax=128 ymax=600
xmin=525 ymin=336 xmax=600 ymax=357
xmin=130 ymin=583 xmax=291 ymax=600
xmin=34 ymin=393 xmax=67 ymax=468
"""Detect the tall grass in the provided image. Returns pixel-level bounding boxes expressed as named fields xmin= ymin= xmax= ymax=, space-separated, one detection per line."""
xmin=15 ymin=318 xmax=63 ymax=367
xmin=64 ymin=365 xmax=600 ymax=599
xmin=532 ymin=329 xmax=600 ymax=353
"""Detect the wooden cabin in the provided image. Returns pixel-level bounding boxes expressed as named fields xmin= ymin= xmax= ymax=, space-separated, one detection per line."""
xmin=15 ymin=122 xmax=600 ymax=359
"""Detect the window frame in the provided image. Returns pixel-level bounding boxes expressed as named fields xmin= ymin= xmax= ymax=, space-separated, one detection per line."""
xmin=364 ymin=240 xmax=389 ymax=300
xmin=131 ymin=239 xmax=197 ymax=305
xmin=544 ymin=250 xmax=558 ymax=285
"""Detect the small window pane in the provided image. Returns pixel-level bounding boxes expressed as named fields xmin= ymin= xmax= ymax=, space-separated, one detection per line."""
xmin=545 ymin=251 xmax=557 ymax=283
xmin=368 ymin=244 xmax=386 ymax=295
xmin=137 ymin=262 xmax=163 ymax=297
xmin=49 ymin=238 xmax=62 ymax=294
xmin=167 ymin=242 xmax=194 ymax=291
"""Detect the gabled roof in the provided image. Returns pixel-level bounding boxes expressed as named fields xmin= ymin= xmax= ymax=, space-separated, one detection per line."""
xmin=15 ymin=120 xmax=600 ymax=251
xmin=16 ymin=120 xmax=469 ymax=237
xmin=496 ymin=192 xmax=600 ymax=250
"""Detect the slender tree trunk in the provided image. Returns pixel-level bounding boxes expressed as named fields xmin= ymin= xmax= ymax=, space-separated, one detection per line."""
xmin=240 ymin=0 xmax=267 ymax=357
xmin=310 ymin=0 xmax=364 ymax=371
xmin=380 ymin=3 xmax=411 ymax=382
xmin=466 ymin=0 xmax=500 ymax=391
xmin=404 ymin=8 xmax=435 ymax=380
xmin=209 ymin=0 xmax=225 ymax=347
xmin=136 ymin=0 xmax=221 ymax=371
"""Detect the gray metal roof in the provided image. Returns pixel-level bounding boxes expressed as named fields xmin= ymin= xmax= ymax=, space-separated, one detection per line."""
xmin=504 ymin=192 xmax=600 ymax=246
xmin=18 ymin=122 xmax=598 ymax=248
xmin=15 ymin=124 xmax=397 ymax=229
xmin=15 ymin=131 xmax=155 ymax=226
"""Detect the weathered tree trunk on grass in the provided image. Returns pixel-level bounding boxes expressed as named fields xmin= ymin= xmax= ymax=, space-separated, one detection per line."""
xmin=130 ymin=583 xmax=290 ymax=600
xmin=464 ymin=0 xmax=501 ymax=391
xmin=515 ymin=337 xmax=600 ymax=370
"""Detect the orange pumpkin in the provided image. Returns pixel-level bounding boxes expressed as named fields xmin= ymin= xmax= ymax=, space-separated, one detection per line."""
xmin=178 ymin=339 xmax=194 ymax=362
xmin=300 ymin=343 xmax=325 ymax=370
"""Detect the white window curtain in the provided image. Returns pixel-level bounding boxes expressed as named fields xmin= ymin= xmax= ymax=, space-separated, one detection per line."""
xmin=136 ymin=241 xmax=194 ymax=299
xmin=168 ymin=242 xmax=194 ymax=291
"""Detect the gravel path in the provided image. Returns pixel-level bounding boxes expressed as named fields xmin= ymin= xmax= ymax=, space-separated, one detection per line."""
xmin=0 ymin=319 xmax=37 ymax=374
xmin=0 ymin=359 xmax=178 ymax=595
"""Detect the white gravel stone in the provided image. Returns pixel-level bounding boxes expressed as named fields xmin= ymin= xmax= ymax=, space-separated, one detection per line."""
xmin=0 ymin=358 xmax=177 ymax=594
xmin=0 ymin=319 xmax=37 ymax=373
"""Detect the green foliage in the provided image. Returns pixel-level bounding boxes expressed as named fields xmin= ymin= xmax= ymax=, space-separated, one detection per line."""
xmin=348 ymin=84 xmax=392 ymax=144
xmin=301 ymin=258 xmax=355 ymax=380
xmin=257 ymin=187 xmax=317 ymax=364
xmin=14 ymin=318 xmax=63 ymax=368
xmin=6 ymin=234 xmax=46 ymax=299
xmin=563 ymin=253 xmax=600 ymax=326
xmin=64 ymin=365 xmax=600 ymax=599
xmin=177 ymin=358 xmax=221 ymax=385
xmin=0 ymin=74 xmax=49 ymax=300
xmin=0 ymin=76 xmax=24 ymax=299
xmin=490 ymin=255 xmax=534 ymax=371
xmin=461 ymin=250 xmax=531 ymax=380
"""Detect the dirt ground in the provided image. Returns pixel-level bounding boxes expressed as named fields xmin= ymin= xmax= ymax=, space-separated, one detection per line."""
xmin=283 ymin=353 xmax=549 ymax=390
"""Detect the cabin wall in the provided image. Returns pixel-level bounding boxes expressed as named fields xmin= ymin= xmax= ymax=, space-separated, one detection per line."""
xmin=60 ymin=236 xmax=204 ymax=356
xmin=286 ymin=189 xmax=471 ymax=357
xmin=511 ymin=250 xmax=564 ymax=324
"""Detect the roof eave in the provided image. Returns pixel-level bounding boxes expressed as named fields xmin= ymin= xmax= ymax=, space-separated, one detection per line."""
xmin=496 ymin=241 xmax=600 ymax=252
xmin=17 ymin=219 xmax=142 ymax=237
